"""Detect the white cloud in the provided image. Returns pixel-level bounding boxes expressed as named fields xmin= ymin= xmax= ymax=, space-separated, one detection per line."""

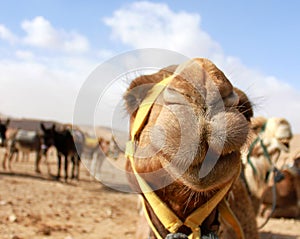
xmin=0 ymin=16 xmax=113 ymax=126
xmin=104 ymin=1 xmax=222 ymax=58
xmin=15 ymin=50 xmax=34 ymax=60
xmin=21 ymin=16 xmax=89 ymax=53
xmin=104 ymin=1 xmax=300 ymax=132
xmin=0 ymin=24 xmax=17 ymax=44
xmin=96 ymin=49 xmax=115 ymax=60
xmin=0 ymin=56 xmax=97 ymax=123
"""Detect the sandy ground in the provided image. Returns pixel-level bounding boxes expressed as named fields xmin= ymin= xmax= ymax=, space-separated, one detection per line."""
xmin=0 ymin=155 xmax=139 ymax=239
xmin=0 ymin=140 xmax=300 ymax=239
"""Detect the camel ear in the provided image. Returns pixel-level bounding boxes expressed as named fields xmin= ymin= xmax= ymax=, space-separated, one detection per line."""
xmin=52 ymin=124 xmax=56 ymax=131
xmin=124 ymin=65 xmax=177 ymax=115
xmin=6 ymin=119 xmax=10 ymax=127
xmin=251 ymin=117 xmax=267 ymax=133
xmin=40 ymin=123 xmax=46 ymax=132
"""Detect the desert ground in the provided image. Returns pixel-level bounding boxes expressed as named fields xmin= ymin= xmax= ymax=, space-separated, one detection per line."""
xmin=0 ymin=134 xmax=299 ymax=239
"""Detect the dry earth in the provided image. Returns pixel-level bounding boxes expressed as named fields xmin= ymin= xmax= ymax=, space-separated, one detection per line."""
xmin=0 ymin=135 xmax=300 ymax=239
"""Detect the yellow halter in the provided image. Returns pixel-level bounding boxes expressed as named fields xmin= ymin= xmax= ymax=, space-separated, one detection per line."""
xmin=125 ymin=74 xmax=245 ymax=239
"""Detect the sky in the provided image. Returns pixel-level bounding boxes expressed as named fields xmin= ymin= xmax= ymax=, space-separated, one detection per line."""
xmin=0 ymin=0 xmax=300 ymax=132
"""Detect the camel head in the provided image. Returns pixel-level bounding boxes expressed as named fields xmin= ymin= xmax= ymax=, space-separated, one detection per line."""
xmin=251 ymin=117 xmax=293 ymax=154
xmin=265 ymin=117 xmax=292 ymax=152
xmin=124 ymin=58 xmax=252 ymax=193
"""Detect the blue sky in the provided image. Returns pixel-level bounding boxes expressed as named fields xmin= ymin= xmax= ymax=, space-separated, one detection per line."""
xmin=0 ymin=1 xmax=300 ymax=131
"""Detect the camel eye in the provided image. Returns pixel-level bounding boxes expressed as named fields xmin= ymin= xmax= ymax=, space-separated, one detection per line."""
xmin=223 ymin=91 xmax=239 ymax=107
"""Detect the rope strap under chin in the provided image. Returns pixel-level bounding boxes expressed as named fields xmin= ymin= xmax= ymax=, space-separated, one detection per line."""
xmin=126 ymin=75 xmax=245 ymax=239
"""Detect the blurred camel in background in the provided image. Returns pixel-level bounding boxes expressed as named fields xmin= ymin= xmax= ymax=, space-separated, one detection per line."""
xmin=242 ymin=116 xmax=293 ymax=214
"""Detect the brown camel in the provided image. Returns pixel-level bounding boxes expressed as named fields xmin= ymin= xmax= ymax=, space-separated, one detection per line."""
xmin=124 ymin=58 xmax=258 ymax=239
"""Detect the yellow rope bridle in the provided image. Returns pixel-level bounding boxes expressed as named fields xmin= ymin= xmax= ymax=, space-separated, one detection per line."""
xmin=125 ymin=74 xmax=245 ymax=239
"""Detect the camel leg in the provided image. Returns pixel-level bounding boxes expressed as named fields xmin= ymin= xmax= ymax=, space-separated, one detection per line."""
xmin=76 ymin=155 xmax=80 ymax=180
xmin=35 ymin=151 xmax=42 ymax=174
xmin=56 ymin=154 xmax=62 ymax=180
xmin=71 ymin=155 xmax=80 ymax=180
xmin=15 ymin=152 xmax=20 ymax=162
xmin=2 ymin=151 xmax=8 ymax=170
xmin=64 ymin=154 xmax=69 ymax=181
xmin=7 ymin=152 xmax=14 ymax=171
xmin=91 ymin=155 xmax=96 ymax=177
xmin=71 ymin=155 xmax=75 ymax=179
